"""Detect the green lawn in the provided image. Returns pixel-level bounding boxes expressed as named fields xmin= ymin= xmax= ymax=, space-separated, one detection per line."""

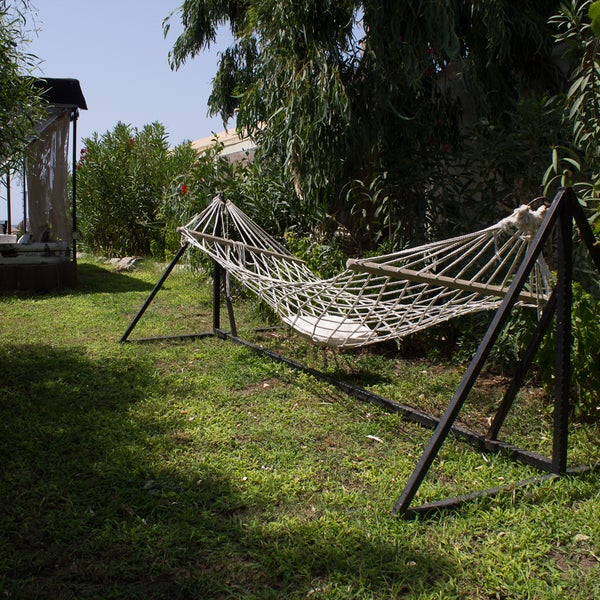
xmin=0 ymin=258 xmax=598 ymax=599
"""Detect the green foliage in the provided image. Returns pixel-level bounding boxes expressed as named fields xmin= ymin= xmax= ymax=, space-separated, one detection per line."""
xmin=536 ymin=282 xmax=600 ymax=421
xmin=77 ymin=122 xmax=177 ymax=257
xmin=0 ymin=1 xmax=46 ymax=168
xmin=283 ymin=229 xmax=347 ymax=278
xmin=342 ymin=172 xmax=398 ymax=253
xmin=427 ymin=97 xmax=564 ymax=238
xmin=76 ymin=123 xmax=299 ymax=263
xmin=589 ymin=0 xmax=600 ymax=36
xmin=165 ymin=1 xmax=564 ymax=251
xmin=533 ymin=2 xmax=600 ymax=423
xmin=159 ymin=140 xmax=297 ymax=258
xmin=546 ymin=1 xmax=600 ymax=230
xmin=156 ymin=140 xmax=214 ymax=257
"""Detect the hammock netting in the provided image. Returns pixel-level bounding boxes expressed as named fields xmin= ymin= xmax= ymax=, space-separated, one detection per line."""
xmin=178 ymin=197 xmax=553 ymax=348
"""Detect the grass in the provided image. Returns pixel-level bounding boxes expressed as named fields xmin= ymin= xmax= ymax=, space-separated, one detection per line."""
xmin=0 ymin=257 xmax=598 ymax=599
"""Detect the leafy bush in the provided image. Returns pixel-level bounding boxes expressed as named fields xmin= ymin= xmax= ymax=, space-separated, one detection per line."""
xmin=159 ymin=142 xmax=302 ymax=260
xmin=535 ymin=282 xmax=600 ymax=421
xmin=455 ymin=286 xmax=600 ymax=423
xmin=545 ymin=1 xmax=600 ymax=237
xmin=77 ymin=122 xmax=175 ymax=257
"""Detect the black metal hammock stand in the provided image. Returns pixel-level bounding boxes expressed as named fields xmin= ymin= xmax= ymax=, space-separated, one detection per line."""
xmin=121 ymin=187 xmax=600 ymax=517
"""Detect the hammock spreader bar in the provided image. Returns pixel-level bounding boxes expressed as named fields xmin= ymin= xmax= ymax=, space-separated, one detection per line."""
xmin=181 ymin=228 xmax=307 ymax=266
xmin=346 ymin=260 xmax=542 ymax=303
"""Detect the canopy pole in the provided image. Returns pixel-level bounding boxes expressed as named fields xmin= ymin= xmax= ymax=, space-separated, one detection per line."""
xmin=5 ymin=170 xmax=11 ymax=234
xmin=71 ymin=109 xmax=78 ymax=262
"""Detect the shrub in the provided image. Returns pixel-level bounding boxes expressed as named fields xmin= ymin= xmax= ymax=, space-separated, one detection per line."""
xmin=535 ymin=281 xmax=600 ymax=421
xmin=77 ymin=122 xmax=174 ymax=257
xmin=0 ymin=2 xmax=46 ymax=167
xmin=159 ymin=143 xmax=299 ymax=259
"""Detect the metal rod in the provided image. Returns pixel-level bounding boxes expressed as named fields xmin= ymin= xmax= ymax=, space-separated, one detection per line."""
xmin=120 ymin=243 xmax=189 ymax=342
xmin=216 ymin=329 xmax=554 ymax=472
xmin=6 ymin=169 xmax=11 ymax=233
xmin=224 ymin=273 xmax=237 ymax=337
xmin=552 ymin=195 xmax=573 ymax=473
xmin=212 ymin=260 xmax=222 ymax=332
xmin=569 ymin=190 xmax=600 ymax=273
xmin=22 ymin=159 xmax=27 ymax=232
xmin=212 ymin=215 xmax=223 ymax=332
xmin=405 ymin=463 xmax=597 ymax=517
xmin=123 ymin=332 xmax=214 ymax=343
xmin=406 ymin=473 xmax=561 ymax=517
xmin=217 ymin=328 xmax=441 ymax=426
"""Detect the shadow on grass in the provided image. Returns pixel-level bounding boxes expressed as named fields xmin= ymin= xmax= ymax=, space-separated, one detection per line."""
xmin=0 ymin=343 xmax=454 ymax=598
xmin=75 ymin=262 xmax=155 ymax=294
xmin=0 ymin=263 xmax=154 ymax=300
xmin=331 ymin=366 xmax=392 ymax=388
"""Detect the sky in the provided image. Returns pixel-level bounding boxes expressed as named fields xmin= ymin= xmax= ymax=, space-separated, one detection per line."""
xmin=29 ymin=0 xmax=231 ymax=147
xmin=1 ymin=0 xmax=233 ymax=225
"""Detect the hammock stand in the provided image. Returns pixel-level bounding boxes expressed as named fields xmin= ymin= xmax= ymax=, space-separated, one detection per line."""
xmin=121 ymin=187 xmax=600 ymax=517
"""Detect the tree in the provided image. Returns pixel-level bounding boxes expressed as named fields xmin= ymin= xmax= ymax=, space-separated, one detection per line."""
xmin=165 ymin=1 xmax=565 ymax=249
xmin=545 ymin=0 xmax=600 ymax=226
xmin=0 ymin=1 xmax=46 ymax=169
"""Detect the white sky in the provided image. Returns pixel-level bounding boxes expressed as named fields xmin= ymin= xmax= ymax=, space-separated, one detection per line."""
xmin=1 ymin=0 xmax=233 ymax=224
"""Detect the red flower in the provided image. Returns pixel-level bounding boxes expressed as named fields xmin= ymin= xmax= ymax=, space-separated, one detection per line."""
xmin=180 ymin=184 xmax=188 ymax=196
xmin=129 ymin=137 xmax=135 ymax=147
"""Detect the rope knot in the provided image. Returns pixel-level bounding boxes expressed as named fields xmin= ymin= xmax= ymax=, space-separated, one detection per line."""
xmin=500 ymin=204 xmax=546 ymax=238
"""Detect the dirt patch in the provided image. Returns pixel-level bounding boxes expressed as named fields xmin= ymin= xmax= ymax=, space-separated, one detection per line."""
xmin=238 ymin=378 xmax=287 ymax=396
xmin=549 ymin=547 xmax=600 ymax=577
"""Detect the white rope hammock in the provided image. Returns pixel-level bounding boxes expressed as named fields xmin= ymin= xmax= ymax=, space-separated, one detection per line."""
xmin=178 ymin=196 xmax=553 ymax=348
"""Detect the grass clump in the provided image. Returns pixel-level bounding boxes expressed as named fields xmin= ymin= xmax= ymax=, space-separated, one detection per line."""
xmin=0 ymin=257 xmax=598 ymax=599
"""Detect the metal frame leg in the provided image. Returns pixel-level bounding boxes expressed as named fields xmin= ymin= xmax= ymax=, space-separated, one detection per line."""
xmin=552 ymin=196 xmax=573 ymax=473
xmin=393 ymin=187 xmax=600 ymax=517
xmin=120 ymin=244 xmax=189 ymax=342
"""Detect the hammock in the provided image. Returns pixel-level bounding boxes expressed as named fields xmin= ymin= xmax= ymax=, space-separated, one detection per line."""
xmin=178 ymin=196 xmax=553 ymax=348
